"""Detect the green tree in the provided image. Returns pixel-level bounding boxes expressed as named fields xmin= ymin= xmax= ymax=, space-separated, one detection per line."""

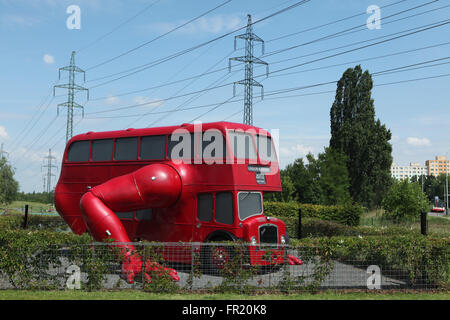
xmin=330 ymin=65 xmax=393 ymax=208
xmin=316 ymin=147 xmax=352 ymax=205
xmin=382 ymin=179 xmax=429 ymax=223
xmin=0 ymin=157 xmax=19 ymax=205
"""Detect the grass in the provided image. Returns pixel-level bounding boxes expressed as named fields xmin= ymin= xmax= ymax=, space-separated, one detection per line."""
xmin=0 ymin=290 xmax=449 ymax=300
xmin=360 ymin=209 xmax=450 ymax=236
xmin=3 ymin=200 xmax=56 ymax=215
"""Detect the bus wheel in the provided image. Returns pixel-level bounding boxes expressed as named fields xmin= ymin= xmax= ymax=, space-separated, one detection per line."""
xmin=201 ymin=242 xmax=234 ymax=276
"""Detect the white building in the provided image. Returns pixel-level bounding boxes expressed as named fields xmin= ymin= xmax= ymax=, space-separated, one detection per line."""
xmin=391 ymin=162 xmax=428 ymax=180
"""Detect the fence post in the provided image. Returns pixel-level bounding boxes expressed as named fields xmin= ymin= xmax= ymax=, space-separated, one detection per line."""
xmin=420 ymin=211 xmax=427 ymax=236
xmin=22 ymin=204 xmax=29 ymax=229
xmin=298 ymin=207 xmax=302 ymax=239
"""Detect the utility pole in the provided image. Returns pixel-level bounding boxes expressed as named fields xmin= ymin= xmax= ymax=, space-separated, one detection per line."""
xmin=229 ymin=14 xmax=268 ymax=126
xmin=53 ymin=51 xmax=89 ymax=144
xmin=42 ymin=149 xmax=57 ymax=202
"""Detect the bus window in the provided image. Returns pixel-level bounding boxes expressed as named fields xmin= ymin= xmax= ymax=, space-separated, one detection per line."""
xmin=91 ymin=139 xmax=113 ymax=161
xmin=229 ymin=131 xmax=257 ymax=160
xmin=256 ymin=135 xmax=277 ymax=162
xmin=197 ymin=193 xmax=213 ymax=222
xmin=215 ymin=192 xmax=234 ymax=225
xmin=140 ymin=135 xmax=166 ymax=160
xmin=238 ymin=192 xmax=262 ymax=221
xmin=115 ymin=137 xmax=138 ymax=161
xmin=168 ymin=133 xmax=195 ymax=160
xmin=67 ymin=140 xmax=90 ymax=162
xmin=136 ymin=209 xmax=152 ymax=221
xmin=114 ymin=211 xmax=134 ymax=220
xmin=202 ymin=132 xmax=227 ymax=160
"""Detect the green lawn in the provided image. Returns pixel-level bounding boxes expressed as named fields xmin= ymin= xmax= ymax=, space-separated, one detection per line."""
xmin=360 ymin=209 xmax=450 ymax=236
xmin=0 ymin=290 xmax=448 ymax=300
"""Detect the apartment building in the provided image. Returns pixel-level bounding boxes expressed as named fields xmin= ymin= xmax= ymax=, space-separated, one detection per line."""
xmin=426 ymin=156 xmax=450 ymax=177
xmin=391 ymin=162 xmax=428 ymax=180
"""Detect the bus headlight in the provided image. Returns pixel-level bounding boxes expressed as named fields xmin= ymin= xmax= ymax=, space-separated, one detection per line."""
xmin=280 ymin=236 xmax=286 ymax=244
xmin=250 ymin=236 xmax=257 ymax=245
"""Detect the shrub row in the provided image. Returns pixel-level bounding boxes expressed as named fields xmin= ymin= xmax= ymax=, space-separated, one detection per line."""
xmin=0 ymin=229 xmax=448 ymax=290
xmin=277 ymin=216 xmax=428 ymax=239
xmin=265 ymin=201 xmax=363 ymax=226
xmin=291 ymin=234 xmax=450 ymax=288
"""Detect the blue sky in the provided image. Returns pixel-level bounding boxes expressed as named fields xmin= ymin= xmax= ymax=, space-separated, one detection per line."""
xmin=1 ymin=0 xmax=450 ymax=193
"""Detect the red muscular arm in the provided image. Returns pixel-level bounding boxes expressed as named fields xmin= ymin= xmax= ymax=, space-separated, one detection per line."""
xmin=79 ymin=163 xmax=182 ymax=283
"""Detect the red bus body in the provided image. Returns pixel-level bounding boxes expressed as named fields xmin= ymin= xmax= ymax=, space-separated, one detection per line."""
xmin=55 ymin=122 xmax=286 ymax=267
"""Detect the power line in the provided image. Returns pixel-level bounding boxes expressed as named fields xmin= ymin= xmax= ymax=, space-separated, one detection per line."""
xmin=86 ymin=0 xmax=234 ymax=71
xmin=85 ymin=2 xmax=450 ymax=102
xmin=77 ymin=0 xmax=162 ymax=53
xmin=84 ymin=19 xmax=450 ymax=118
xmin=84 ymin=58 xmax=450 ymax=120
xmin=86 ymin=0 xmax=312 ymax=89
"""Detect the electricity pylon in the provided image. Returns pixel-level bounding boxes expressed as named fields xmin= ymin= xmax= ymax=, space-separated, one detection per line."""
xmin=53 ymin=51 xmax=89 ymax=143
xmin=42 ymin=149 xmax=57 ymax=201
xmin=229 ymin=14 xmax=268 ymax=126
xmin=0 ymin=143 xmax=8 ymax=159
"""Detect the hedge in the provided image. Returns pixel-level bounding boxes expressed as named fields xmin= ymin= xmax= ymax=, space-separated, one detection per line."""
xmin=264 ymin=201 xmax=363 ymax=226
xmin=290 ymin=235 xmax=450 ymax=288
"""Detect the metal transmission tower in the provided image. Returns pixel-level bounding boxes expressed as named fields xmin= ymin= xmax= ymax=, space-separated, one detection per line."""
xmin=229 ymin=14 xmax=268 ymax=126
xmin=54 ymin=51 xmax=89 ymax=143
xmin=42 ymin=149 xmax=57 ymax=199
xmin=0 ymin=143 xmax=8 ymax=159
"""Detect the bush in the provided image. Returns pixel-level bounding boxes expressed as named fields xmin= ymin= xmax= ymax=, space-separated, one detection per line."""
xmin=265 ymin=201 xmax=363 ymax=226
xmin=290 ymin=235 xmax=450 ymax=288
xmin=382 ymin=179 xmax=430 ymax=223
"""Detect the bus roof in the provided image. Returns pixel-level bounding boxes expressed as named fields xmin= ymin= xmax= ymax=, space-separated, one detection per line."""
xmin=68 ymin=122 xmax=272 ymax=143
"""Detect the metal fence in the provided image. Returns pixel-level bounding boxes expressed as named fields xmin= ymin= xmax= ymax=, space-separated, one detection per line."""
xmin=0 ymin=242 xmax=448 ymax=292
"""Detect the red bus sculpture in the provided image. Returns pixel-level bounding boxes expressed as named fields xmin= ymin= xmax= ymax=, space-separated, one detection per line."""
xmin=55 ymin=121 xmax=301 ymax=284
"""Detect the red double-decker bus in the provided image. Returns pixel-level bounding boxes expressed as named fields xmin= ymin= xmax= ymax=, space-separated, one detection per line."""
xmin=55 ymin=121 xmax=294 ymax=282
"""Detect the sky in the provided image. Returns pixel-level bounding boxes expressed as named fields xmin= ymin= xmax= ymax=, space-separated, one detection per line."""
xmin=0 ymin=0 xmax=449 ymax=193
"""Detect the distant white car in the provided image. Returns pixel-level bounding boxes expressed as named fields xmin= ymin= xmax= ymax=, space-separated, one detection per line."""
xmin=432 ymin=206 xmax=445 ymax=213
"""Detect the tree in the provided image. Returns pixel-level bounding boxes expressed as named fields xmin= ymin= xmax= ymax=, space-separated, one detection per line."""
xmin=382 ymin=179 xmax=430 ymax=223
xmin=0 ymin=157 xmax=19 ymax=205
xmin=278 ymin=148 xmax=351 ymax=205
xmin=316 ymin=147 xmax=352 ymax=205
xmin=330 ymin=65 xmax=393 ymax=208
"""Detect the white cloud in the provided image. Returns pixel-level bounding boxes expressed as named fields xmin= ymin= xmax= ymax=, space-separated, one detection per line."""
xmin=279 ymin=144 xmax=313 ymax=157
xmin=147 ymin=14 xmax=243 ymax=35
xmin=406 ymin=137 xmax=431 ymax=147
xmin=0 ymin=125 xmax=9 ymax=139
xmin=132 ymin=96 xmax=164 ymax=107
xmin=104 ymin=96 xmax=120 ymax=105
xmin=43 ymin=54 xmax=55 ymax=64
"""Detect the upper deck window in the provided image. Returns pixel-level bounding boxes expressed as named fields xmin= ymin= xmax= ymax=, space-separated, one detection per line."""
xmin=91 ymin=139 xmax=113 ymax=161
xmin=168 ymin=133 xmax=195 ymax=160
xmin=228 ymin=131 xmax=257 ymax=160
xmin=256 ymin=135 xmax=277 ymax=162
xmin=114 ymin=137 xmax=138 ymax=161
xmin=67 ymin=141 xmax=90 ymax=162
xmin=140 ymin=135 xmax=166 ymax=160
xmin=238 ymin=192 xmax=263 ymax=221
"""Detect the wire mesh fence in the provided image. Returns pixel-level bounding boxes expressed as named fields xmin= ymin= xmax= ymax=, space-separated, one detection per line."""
xmin=0 ymin=242 xmax=448 ymax=292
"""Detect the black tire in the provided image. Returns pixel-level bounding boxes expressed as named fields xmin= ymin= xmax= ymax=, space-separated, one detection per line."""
xmin=201 ymin=239 xmax=237 ymax=276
